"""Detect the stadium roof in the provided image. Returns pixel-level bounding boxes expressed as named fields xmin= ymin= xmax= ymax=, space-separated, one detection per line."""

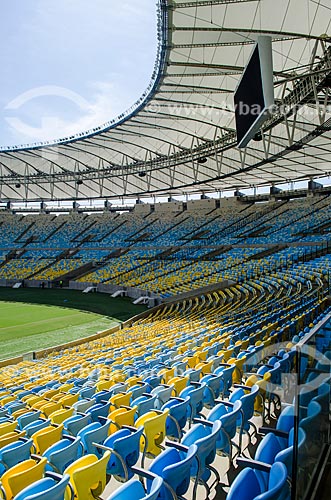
xmin=1 ymin=0 xmax=331 ymax=202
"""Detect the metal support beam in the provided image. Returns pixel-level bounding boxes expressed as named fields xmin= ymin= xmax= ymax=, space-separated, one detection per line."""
xmin=173 ymin=0 xmax=258 ymax=8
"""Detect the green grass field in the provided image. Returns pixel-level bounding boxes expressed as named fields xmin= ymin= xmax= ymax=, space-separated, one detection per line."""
xmin=0 ymin=288 xmax=147 ymax=360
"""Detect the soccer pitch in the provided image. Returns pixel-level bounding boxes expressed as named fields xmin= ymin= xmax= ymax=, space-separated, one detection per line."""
xmin=0 ymin=289 xmax=147 ymax=360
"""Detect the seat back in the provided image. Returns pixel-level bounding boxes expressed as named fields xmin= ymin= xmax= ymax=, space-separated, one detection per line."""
xmin=1 ymin=457 xmax=47 ymax=499
xmin=0 ymin=420 xmax=18 ymax=437
xmin=215 ymin=400 xmax=242 ymax=454
xmin=201 ymin=373 xmax=222 ymax=408
xmin=168 ymin=376 xmax=188 ymax=395
xmin=50 ymin=408 xmax=74 ymax=425
xmin=7 ymin=403 xmax=26 ymax=415
xmin=17 ymin=411 xmax=41 ymax=431
xmin=312 ymin=383 xmax=330 ymax=415
xmin=39 ymin=402 xmax=62 ymax=418
xmin=298 ymin=385 xmax=317 ymax=408
xmin=63 ymin=414 xmax=91 ymax=436
xmin=158 ymin=368 xmax=175 ymax=384
xmin=179 ymin=384 xmax=205 ymax=420
xmin=161 ymin=397 xmax=190 ymax=439
xmin=182 ymin=421 xmax=221 ymax=480
xmin=0 ymin=438 xmax=33 ymax=473
xmin=108 ymin=407 xmax=136 ymax=435
xmin=268 ymin=362 xmax=282 ymax=386
xmin=32 ymin=424 xmax=63 ymax=454
xmin=149 ymin=444 xmax=197 ymax=500
xmin=128 ymin=384 xmax=146 ymax=402
xmin=110 ymin=392 xmax=131 ymax=410
xmin=43 ymin=436 xmax=81 ymax=474
xmin=86 ymin=401 xmax=111 ymax=422
xmin=24 ymin=419 xmax=51 ymax=438
xmin=78 ymin=420 xmax=110 ymax=456
xmin=107 ymin=476 xmax=163 ymax=500
xmin=227 ymin=462 xmax=287 ymax=500
xmin=230 ymin=385 xmax=259 ymax=430
xmin=215 ymin=364 xmax=235 ymax=397
xmin=259 ymin=461 xmax=288 ymax=500
xmin=64 ymin=451 xmax=110 ymax=500
xmin=276 ymin=405 xmax=294 ymax=433
xmin=143 ymin=375 xmax=162 ymax=389
xmin=104 ymin=426 xmax=144 ymax=479
xmin=58 ymin=394 xmax=79 ymax=408
xmin=132 ymin=395 xmax=157 ymax=418
xmin=79 ymin=387 xmax=95 ymax=400
xmin=13 ymin=473 xmax=71 ymax=500
xmin=183 ymin=368 xmax=201 ymax=383
xmin=275 ymin=427 xmax=306 ymax=477
xmin=0 ymin=431 xmax=26 ymax=449
xmin=196 ymin=421 xmax=221 ymax=473
xmin=73 ymin=399 xmax=96 ymax=414
xmin=136 ymin=410 xmax=169 ymax=457
xmin=255 ymin=432 xmax=283 ymax=465
xmin=151 ymin=386 xmax=173 ymax=410
xmin=299 ymin=401 xmax=322 ymax=441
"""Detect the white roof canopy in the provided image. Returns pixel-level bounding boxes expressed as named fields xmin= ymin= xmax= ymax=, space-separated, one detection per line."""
xmin=0 ymin=0 xmax=331 ymax=201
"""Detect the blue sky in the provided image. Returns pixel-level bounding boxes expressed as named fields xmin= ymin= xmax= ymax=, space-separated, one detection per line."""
xmin=0 ymin=0 xmax=157 ymax=147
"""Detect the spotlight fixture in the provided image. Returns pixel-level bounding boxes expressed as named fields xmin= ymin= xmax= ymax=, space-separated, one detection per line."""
xmin=197 ymin=157 xmax=207 ymax=164
xmin=76 ymin=179 xmax=83 ymax=185
xmin=138 ymin=171 xmax=146 ymax=178
xmin=15 ymin=183 xmax=21 ymax=189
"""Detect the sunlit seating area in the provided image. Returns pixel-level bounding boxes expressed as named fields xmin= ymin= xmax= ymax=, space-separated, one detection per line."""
xmin=0 ymin=195 xmax=330 ymax=297
xmin=32 ymin=259 xmax=90 ymax=282
xmin=0 ymin=270 xmax=329 ymax=499
xmin=0 ymin=259 xmax=55 ymax=280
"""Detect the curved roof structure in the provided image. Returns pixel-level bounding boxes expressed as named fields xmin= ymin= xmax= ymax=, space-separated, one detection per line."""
xmin=1 ymin=0 xmax=331 ymax=202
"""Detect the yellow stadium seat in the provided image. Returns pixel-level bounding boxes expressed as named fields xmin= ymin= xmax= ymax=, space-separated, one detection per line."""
xmin=39 ymin=401 xmax=62 ymax=418
xmin=58 ymin=394 xmax=79 ymax=408
xmin=109 ymin=392 xmax=131 ymax=411
xmin=64 ymin=451 xmax=110 ymax=500
xmin=1 ymin=456 xmax=47 ymax=499
xmin=168 ymin=376 xmax=188 ymax=395
xmin=228 ymin=357 xmax=246 ymax=384
xmin=32 ymin=424 xmax=63 ymax=454
xmin=11 ymin=409 xmax=29 ymax=419
xmin=0 ymin=421 xmax=18 ymax=437
xmin=108 ymin=406 xmax=137 ymax=435
xmin=158 ymin=368 xmax=175 ymax=384
xmin=0 ymin=431 xmax=26 ymax=449
xmin=24 ymin=395 xmax=44 ymax=406
xmin=0 ymin=396 xmax=16 ymax=406
xmin=50 ymin=407 xmax=74 ymax=425
xmin=135 ymin=410 xmax=169 ymax=460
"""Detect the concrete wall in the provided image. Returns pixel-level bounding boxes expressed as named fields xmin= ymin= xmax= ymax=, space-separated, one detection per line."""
xmin=154 ymin=201 xmax=183 ymax=213
xmin=0 ymin=356 xmax=24 ymax=368
xmin=219 ymin=197 xmax=243 ymax=209
xmin=187 ymin=199 xmax=216 ymax=211
xmin=133 ymin=204 xmax=151 ymax=215
xmin=69 ymin=281 xmax=160 ymax=307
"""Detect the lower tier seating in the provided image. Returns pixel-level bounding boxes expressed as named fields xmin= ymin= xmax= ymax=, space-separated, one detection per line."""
xmin=0 ymin=274 xmax=329 ymax=499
